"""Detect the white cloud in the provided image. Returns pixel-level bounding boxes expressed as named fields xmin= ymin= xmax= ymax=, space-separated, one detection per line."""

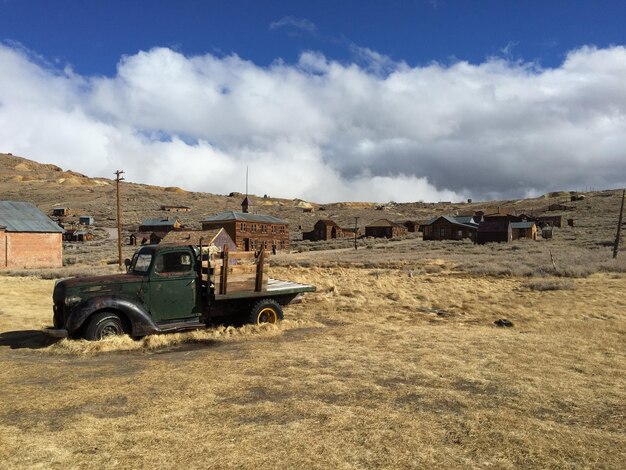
xmin=269 ymin=16 xmax=317 ymax=34
xmin=1 ymin=42 xmax=625 ymax=202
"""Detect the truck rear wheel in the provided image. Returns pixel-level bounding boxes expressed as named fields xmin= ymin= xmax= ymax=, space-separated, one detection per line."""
xmin=248 ymin=299 xmax=283 ymax=325
xmin=84 ymin=311 xmax=125 ymax=341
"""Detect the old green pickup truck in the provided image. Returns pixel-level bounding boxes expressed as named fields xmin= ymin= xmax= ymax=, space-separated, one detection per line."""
xmin=46 ymin=243 xmax=315 ymax=340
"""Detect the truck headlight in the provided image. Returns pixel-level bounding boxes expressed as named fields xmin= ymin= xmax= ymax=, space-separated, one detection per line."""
xmin=64 ymin=296 xmax=82 ymax=307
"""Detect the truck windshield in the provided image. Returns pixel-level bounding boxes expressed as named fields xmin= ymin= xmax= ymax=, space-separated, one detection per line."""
xmin=130 ymin=252 xmax=153 ymax=273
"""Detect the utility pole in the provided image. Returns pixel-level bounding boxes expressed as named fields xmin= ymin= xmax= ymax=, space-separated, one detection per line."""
xmin=613 ymin=189 xmax=625 ymax=258
xmin=115 ymin=170 xmax=125 ymax=270
xmin=354 ymin=217 xmax=359 ymax=250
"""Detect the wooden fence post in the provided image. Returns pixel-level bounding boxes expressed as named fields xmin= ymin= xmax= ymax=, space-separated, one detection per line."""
xmin=613 ymin=189 xmax=625 ymax=258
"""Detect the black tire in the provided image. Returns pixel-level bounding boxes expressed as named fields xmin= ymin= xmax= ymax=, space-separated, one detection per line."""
xmin=248 ymin=299 xmax=283 ymax=325
xmin=83 ymin=311 xmax=125 ymax=341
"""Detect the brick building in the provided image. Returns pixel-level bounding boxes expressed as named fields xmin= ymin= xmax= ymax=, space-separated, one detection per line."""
xmin=0 ymin=201 xmax=64 ymax=268
xmin=201 ymin=198 xmax=289 ymax=252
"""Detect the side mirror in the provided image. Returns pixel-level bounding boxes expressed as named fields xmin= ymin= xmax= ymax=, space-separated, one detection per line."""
xmin=124 ymin=258 xmax=131 ymax=272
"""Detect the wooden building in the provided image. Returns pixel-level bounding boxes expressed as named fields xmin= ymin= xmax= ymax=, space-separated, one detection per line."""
xmin=403 ymin=221 xmax=419 ymax=233
xmin=201 ymin=199 xmax=289 ymax=252
xmin=511 ymin=222 xmax=538 ymax=240
xmin=365 ymin=219 xmax=408 ymax=239
xmin=161 ymin=205 xmax=191 ymax=212
xmin=0 ymin=201 xmax=64 ymax=268
xmin=79 ymin=215 xmax=94 ymax=225
xmin=303 ymin=219 xmax=352 ymax=241
xmin=139 ymin=217 xmax=182 ymax=233
xmin=483 ymin=213 xmax=522 ymax=223
xmin=476 ymin=220 xmax=512 ymax=244
xmin=542 ymin=225 xmax=553 ymax=239
xmin=547 ymin=203 xmax=571 ymax=212
xmin=64 ymin=230 xmax=95 ymax=242
xmin=422 ymin=216 xmax=478 ymax=241
xmin=160 ymin=228 xmax=236 ymax=253
xmin=536 ymin=215 xmax=563 ymax=228
xmin=130 ymin=232 xmax=167 ymax=246
xmin=52 ymin=207 xmax=69 ymax=217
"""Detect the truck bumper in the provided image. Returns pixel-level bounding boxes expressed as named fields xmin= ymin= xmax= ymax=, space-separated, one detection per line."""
xmin=43 ymin=328 xmax=69 ymax=338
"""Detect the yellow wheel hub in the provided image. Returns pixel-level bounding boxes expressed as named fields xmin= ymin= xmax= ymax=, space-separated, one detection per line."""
xmin=257 ymin=307 xmax=278 ymax=324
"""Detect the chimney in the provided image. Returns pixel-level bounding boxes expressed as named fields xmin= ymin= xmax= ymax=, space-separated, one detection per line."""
xmin=241 ymin=196 xmax=250 ymax=213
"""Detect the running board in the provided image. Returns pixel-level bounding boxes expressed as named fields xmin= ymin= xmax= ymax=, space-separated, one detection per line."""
xmin=156 ymin=319 xmax=206 ymax=332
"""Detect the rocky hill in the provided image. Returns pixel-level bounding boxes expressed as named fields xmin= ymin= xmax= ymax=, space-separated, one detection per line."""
xmin=0 ymin=152 xmax=623 ymax=247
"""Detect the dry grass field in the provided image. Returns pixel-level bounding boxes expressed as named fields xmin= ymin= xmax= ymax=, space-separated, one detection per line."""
xmin=1 ymin=152 xmax=625 ymax=468
xmin=1 ymin=260 xmax=625 ymax=469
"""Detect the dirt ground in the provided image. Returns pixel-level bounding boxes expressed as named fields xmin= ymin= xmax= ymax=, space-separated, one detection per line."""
xmin=1 ymin=261 xmax=625 ymax=469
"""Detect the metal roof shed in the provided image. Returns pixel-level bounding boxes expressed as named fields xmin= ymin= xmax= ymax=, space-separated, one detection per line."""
xmin=0 ymin=201 xmax=64 ymax=233
xmin=0 ymin=201 xmax=64 ymax=268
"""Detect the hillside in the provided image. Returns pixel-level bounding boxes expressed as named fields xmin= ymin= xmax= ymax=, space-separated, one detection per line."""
xmin=1 ymin=152 xmax=623 ymax=247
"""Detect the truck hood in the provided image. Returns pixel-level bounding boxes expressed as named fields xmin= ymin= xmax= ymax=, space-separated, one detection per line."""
xmin=57 ymin=273 xmax=144 ymax=290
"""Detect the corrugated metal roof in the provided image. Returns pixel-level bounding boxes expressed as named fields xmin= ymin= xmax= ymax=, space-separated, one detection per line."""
xmin=160 ymin=229 xmax=224 ymax=245
xmin=454 ymin=215 xmax=480 ymax=225
xmin=511 ymin=222 xmax=536 ymax=229
xmin=203 ymin=211 xmax=287 ymax=224
xmin=315 ymin=219 xmax=340 ymax=227
xmin=0 ymin=201 xmax=64 ymax=233
xmin=425 ymin=215 xmax=478 ymax=229
xmin=141 ymin=218 xmax=179 ymax=226
xmin=365 ymin=218 xmax=405 ymax=228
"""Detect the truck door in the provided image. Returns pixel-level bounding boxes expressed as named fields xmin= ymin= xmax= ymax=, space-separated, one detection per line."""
xmin=148 ymin=248 xmax=199 ymax=322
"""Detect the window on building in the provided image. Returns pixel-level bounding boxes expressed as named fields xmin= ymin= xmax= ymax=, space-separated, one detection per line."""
xmin=280 ymin=240 xmax=286 ymax=249
xmin=279 ymin=225 xmax=285 ymax=234
xmin=271 ymin=225 xmax=276 ymax=233
xmin=240 ymin=222 xmax=246 ymax=232
xmin=261 ymin=224 xmax=267 ymax=233
xmin=439 ymin=228 xmax=446 ymax=238
xmin=251 ymin=224 xmax=257 ymax=232
xmin=263 ymin=240 xmax=267 ymax=249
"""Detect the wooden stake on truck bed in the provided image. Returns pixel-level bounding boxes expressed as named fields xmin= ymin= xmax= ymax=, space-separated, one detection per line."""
xmin=221 ymin=245 xmax=229 ymax=295
xmin=255 ymin=249 xmax=265 ymax=292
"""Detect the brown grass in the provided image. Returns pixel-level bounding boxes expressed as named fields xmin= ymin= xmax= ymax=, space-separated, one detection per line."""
xmin=1 ymin=265 xmax=625 ymax=469
xmin=43 ymin=319 xmax=324 ymax=356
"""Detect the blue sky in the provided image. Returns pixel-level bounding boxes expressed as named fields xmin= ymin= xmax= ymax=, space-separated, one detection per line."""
xmin=1 ymin=1 xmax=625 ymax=202
xmin=3 ymin=1 xmax=625 ymax=74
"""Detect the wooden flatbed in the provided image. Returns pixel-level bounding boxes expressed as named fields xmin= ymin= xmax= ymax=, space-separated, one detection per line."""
xmin=200 ymin=244 xmax=315 ymax=301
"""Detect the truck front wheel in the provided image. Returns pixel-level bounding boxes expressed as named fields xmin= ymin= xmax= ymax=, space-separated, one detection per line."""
xmin=84 ymin=311 xmax=125 ymax=340
xmin=248 ymin=299 xmax=283 ymax=325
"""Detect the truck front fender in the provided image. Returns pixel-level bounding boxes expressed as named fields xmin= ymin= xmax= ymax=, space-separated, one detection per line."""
xmin=66 ymin=296 xmax=159 ymax=337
